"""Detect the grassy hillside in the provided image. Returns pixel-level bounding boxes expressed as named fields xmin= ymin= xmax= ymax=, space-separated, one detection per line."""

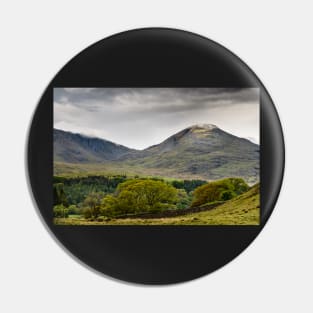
xmin=54 ymin=160 xmax=258 ymax=184
xmin=53 ymin=162 xmax=193 ymax=181
xmin=55 ymin=183 xmax=260 ymax=225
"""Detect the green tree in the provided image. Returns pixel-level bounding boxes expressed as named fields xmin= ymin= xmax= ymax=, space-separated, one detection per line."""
xmin=53 ymin=183 xmax=68 ymax=206
xmin=68 ymin=204 xmax=80 ymax=215
xmin=102 ymin=179 xmax=178 ymax=216
xmin=191 ymin=178 xmax=249 ymax=207
xmin=171 ymin=179 xmax=207 ymax=193
xmin=53 ymin=204 xmax=69 ymax=218
xmin=176 ymin=189 xmax=191 ymax=209
xmin=53 ymin=175 xmax=128 ymax=205
xmin=83 ymin=191 xmax=105 ymax=218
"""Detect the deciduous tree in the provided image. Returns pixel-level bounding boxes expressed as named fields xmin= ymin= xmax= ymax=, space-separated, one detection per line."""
xmin=102 ymin=179 xmax=178 ymax=216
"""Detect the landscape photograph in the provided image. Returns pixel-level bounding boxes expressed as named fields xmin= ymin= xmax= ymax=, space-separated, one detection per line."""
xmin=53 ymin=88 xmax=260 ymax=225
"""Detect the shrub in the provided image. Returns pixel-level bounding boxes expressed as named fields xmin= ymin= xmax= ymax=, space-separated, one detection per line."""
xmin=83 ymin=191 xmax=105 ymax=218
xmin=220 ymin=190 xmax=236 ymax=201
xmin=82 ymin=207 xmax=92 ymax=219
xmin=176 ymin=189 xmax=191 ymax=209
xmin=53 ymin=204 xmax=69 ymax=218
xmin=68 ymin=204 xmax=80 ymax=215
xmin=191 ymin=178 xmax=249 ymax=207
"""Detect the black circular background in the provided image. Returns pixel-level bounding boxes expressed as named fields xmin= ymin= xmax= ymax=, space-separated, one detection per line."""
xmin=27 ymin=28 xmax=284 ymax=285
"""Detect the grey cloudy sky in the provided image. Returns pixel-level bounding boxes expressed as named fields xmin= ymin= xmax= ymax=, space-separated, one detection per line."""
xmin=54 ymin=88 xmax=259 ymax=150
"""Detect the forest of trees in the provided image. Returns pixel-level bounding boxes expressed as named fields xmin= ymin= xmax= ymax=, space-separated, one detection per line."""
xmin=53 ymin=175 xmax=249 ymax=220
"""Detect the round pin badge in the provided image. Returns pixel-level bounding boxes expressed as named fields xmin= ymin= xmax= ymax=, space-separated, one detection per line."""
xmin=27 ymin=28 xmax=284 ymax=284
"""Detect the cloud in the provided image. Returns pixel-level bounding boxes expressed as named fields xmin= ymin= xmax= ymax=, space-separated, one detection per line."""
xmin=54 ymin=88 xmax=259 ymax=149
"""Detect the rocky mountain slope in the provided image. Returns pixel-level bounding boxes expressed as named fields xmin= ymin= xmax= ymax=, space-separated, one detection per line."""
xmin=54 ymin=129 xmax=134 ymax=163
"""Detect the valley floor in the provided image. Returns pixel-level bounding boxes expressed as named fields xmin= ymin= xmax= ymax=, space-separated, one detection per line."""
xmin=54 ymin=185 xmax=260 ymax=225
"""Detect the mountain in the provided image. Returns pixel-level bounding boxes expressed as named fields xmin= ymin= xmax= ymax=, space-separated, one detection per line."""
xmin=54 ymin=129 xmax=134 ymax=163
xmin=54 ymin=125 xmax=259 ymax=183
xmin=121 ymin=124 xmax=259 ymax=183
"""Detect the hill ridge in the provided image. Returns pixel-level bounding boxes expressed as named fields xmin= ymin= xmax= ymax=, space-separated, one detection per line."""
xmin=54 ymin=125 xmax=259 ymax=183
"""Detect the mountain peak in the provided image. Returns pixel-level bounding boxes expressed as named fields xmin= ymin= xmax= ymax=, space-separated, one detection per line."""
xmin=188 ymin=124 xmax=218 ymax=132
